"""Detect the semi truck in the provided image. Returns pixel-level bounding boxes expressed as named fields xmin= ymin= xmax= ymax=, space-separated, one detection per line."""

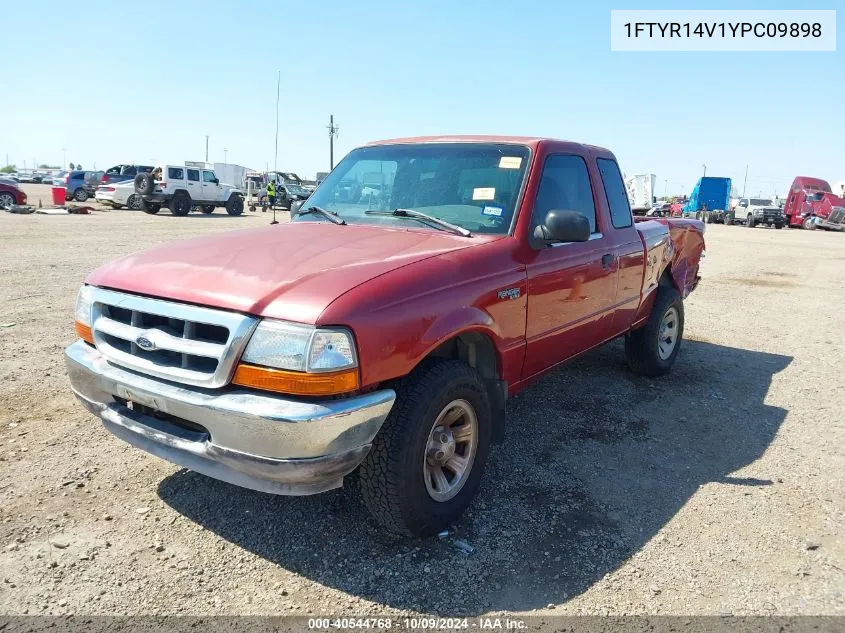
xmin=682 ymin=177 xmax=732 ymax=224
xmin=625 ymin=174 xmax=656 ymax=215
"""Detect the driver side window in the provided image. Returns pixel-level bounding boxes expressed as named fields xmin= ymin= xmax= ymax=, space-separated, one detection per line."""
xmin=531 ymin=155 xmax=597 ymax=234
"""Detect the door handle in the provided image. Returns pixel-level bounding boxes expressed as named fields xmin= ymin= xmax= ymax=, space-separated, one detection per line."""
xmin=601 ymin=253 xmax=616 ymax=270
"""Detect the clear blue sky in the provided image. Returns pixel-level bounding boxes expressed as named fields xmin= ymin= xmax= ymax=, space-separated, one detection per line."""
xmin=1 ymin=0 xmax=841 ymax=196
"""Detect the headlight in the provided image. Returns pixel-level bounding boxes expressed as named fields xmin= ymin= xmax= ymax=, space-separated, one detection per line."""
xmin=74 ymin=285 xmax=95 ymax=344
xmin=241 ymin=320 xmax=357 ymax=372
xmin=75 ymin=285 xmax=94 ymax=326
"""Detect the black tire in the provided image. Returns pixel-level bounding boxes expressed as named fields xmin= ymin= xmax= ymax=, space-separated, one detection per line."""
xmin=625 ymin=284 xmax=684 ymax=377
xmin=356 ymin=360 xmax=492 ymax=537
xmin=747 ymin=214 xmax=755 ymax=228
xmin=0 ymin=192 xmax=15 ymax=208
xmin=140 ymin=199 xmax=161 ymax=214
xmin=127 ymin=194 xmax=142 ymax=210
xmin=73 ymin=188 xmax=88 ymax=202
xmin=803 ymin=217 xmax=817 ymax=230
xmin=775 ymin=223 xmax=783 ymax=229
xmin=724 ymin=215 xmax=732 ymax=225
xmin=134 ymin=172 xmax=154 ymax=195
xmin=225 ymin=195 xmax=244 ymax=216
xmin=200 ymin=205 xmax=215 ymax=214
xmin=169 ymin=192 xmax=191 ymax=217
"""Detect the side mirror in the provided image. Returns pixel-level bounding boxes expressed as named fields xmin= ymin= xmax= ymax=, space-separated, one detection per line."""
xmin=290 ymin=199 xmax=306 ymax=215
xmin=533 ymin=209 xmax=590 ymax=245
xmin=213 ymin=178 xmax=219 ymax=185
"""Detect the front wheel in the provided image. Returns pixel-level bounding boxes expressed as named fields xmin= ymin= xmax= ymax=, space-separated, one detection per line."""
xmin=803 ymin=216 xmax=817 ymax=230
xmin=356 ymin=360 xmax=491 ymax=537
xmin=747 ymin=214 xmax=755 ymax=228
xmin=225 ymin=195 xmax=244 ymax=216
xmin=0 ymin=192 xmax=15 ymax=208
xmin=625 ymin=285 xmax=684 ymax=377
xmin=127 ymin=194 xmax=142 ymax=210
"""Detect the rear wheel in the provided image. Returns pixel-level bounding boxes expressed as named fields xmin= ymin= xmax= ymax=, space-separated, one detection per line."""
xmin=225 ymin=195 xmax=244 ymax=216
xmin=200 ymin=205 xmax=215 ymax=214
xmin=140 ymin=199 xmax=161 ymax=214
xmin=127 ymin=194 xmax=142 ymax=210
xmin=356 ymin=360 xmax=492 ymax=537
xmin=73 ymin=188 xmax=88 ymax=202
xmin=169 ymin=192 xmax=191 ymax=217
xmin=625 ymin=285 xmax=684 ymax=377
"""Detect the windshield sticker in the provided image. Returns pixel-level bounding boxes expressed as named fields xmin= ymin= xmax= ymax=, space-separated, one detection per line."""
xmin=472 ymin=187 xmax=496 ymax=201
xmin=499 ymin=156 xmax=522 ymax=169
xmin=482 ymin=205 xmax=503 ymax=217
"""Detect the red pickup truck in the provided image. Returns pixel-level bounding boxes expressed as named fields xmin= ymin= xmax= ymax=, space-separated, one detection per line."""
xmin=65 ymin=136 xmax=705 ymax=536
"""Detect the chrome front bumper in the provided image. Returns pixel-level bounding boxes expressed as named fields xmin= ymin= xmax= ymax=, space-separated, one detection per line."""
xmin=65 ymin=340 xmax=395 ymax=495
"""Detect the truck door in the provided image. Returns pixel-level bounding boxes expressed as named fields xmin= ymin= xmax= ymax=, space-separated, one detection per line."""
xmin=595 ymin=157 xmax=646 ymax=336
xmin=186 ymin=169 xmax=201 ymax=199
xmin=201 ymin=170 xmax=220 ymax=202
xmin=523 ymin=154 xmax=618 ymax=378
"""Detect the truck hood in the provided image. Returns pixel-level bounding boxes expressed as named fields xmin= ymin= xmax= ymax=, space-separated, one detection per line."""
xmin=86 ymin=222 xmax=483 ymax=323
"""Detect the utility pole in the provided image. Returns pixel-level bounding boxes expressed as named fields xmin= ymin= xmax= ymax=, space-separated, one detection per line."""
xmin=62 ymin=148 xmax=66 ymax=169
xmin=702 ymin=164 xmax=707 ymax=177
xmin=327 ymin=114 xmax=339 ymax=169
xmin=274 ymin=70 xmax=280 ymax=177
xmin=742 ymin=164 xmax=748 ymax=197
xmin=224 ymin=148 xmax=228 ymax=164
xmin=664 ymin=178 xmax=669 ymax=197
xmin=205 ymin=136 xmax=209 ymax=162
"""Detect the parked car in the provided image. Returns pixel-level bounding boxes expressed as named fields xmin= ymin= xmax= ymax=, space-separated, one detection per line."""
xmin=16 ymin=173 xmax=35 ymax=184
xmin=728 ymin=197 xmax=784 ymax=228
xmin=133 ymin=163 xmax=244 ymax=216
xmin=0 ymin=179 xmax=27 ymax=207
xmin=782 ymin=176 xmax=845 ymax=230
xmin=60 ymin=170 xmax=105 ymax=202
xmin=95 ymin=181 xmax=142 ymax=209
xmin=66 ymin=135 xmax=705 ymax=537
xmin=101 ymin=164 xmax=154 ymax=186
xmin=3 ymin=173 xmax=20 ymax=182
xmin=277 ymin=183 xmax=311 ymax=208
xmin=52 ymin=171 xmax=68 ymax=187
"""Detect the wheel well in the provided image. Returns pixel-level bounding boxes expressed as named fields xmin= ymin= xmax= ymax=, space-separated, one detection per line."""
xmin=427 ymin=331 xmax=499 ymax=381
xmin=424 ymin=332 xmax=507 ymax=443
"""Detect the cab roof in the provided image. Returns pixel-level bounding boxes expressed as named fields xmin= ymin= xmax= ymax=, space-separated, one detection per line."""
xmin=365 ymin=135 xmax=613 ymax=156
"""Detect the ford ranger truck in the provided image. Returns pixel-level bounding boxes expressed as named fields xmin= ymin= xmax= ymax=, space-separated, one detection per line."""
xmin=783 ymin=176 xmax=845 ymax=230
xmin=65 ymin=136 xmax=705 ymax=537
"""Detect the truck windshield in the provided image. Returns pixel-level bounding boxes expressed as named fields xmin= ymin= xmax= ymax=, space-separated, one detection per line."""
xmin=750 ymin=199 xmax=773 ymax=206
xmin=296 ymin=143 xmax=531 ymax=234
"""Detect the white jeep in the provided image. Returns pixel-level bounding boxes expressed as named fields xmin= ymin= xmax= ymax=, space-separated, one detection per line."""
xmin=134 ymin=162 xmax=245 ymax=216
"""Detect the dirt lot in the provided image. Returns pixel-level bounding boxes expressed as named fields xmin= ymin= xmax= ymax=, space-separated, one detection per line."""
xmin=1 ymin=189 xmax=843 ymax=617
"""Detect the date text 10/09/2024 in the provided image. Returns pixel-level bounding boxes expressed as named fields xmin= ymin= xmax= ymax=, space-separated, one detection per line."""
xmin=307 ymin=618 xmax=528 ymax=630
xmin=623 ymin=22 xmax=822 ymax=38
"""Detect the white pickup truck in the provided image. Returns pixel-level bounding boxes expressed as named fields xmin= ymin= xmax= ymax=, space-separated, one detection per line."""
xmin=729 ymin=197 xmax=785 ymax=229
xmin=134 ymin=162 xmax=245 ymax=216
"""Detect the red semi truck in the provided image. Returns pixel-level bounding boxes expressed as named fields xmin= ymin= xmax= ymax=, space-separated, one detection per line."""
xmin=65 ymin=136 xmax=705 ymax=536
xmin=783 ymin=176 xmax=845 ymax=230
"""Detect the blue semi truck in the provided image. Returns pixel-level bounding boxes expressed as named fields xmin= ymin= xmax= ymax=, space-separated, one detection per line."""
xmin=682 ymin=177 xmax=732 ymax=224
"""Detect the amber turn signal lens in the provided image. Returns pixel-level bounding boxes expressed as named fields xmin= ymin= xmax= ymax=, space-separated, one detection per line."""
xmin=75 ymin=321 xmax=94 ymax=345
xmin=232 ymin=364 xmax=359 ymax=396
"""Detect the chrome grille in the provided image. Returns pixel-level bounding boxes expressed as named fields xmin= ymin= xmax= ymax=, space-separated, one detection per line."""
xmin=90 ymin=288 xmax=258 ymax=388
xmin=829 ymin=206 xmax=845 ymax=225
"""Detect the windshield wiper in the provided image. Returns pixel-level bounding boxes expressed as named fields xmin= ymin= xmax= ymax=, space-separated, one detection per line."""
xmin=296 ymin=206 xmax=346 ymax=225
xmin=365 ymin=208 xmax=472 ymax=237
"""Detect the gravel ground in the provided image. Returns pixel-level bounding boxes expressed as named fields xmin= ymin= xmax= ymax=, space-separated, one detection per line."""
xmin=0 ymin=195 xmax=843 ymax=617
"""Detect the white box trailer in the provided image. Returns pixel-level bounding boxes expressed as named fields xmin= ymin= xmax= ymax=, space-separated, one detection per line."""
xmin=625 ymin=173 xmax=656 ymax=213
xmin=212 ymin=163 xmax=251 ymax=189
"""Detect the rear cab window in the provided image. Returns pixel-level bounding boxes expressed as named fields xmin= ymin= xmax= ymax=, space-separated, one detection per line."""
xmin=187 ymin=169 xmax=200 ymax=182
xmin=596 ymin=158 xmax=633 ymax=229
xmin=168 ymin=167 xmax=185 ymax=180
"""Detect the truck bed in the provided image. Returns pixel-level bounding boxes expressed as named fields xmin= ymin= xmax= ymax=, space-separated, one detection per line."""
xmin=635 ymin=217 xmax=705 ymax=298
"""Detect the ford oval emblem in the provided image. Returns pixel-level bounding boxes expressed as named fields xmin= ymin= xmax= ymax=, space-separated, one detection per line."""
xmin=135 ymin=335 xmax=155 ymax=351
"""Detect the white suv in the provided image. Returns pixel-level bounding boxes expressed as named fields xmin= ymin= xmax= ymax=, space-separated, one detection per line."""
xmin=134 ymin=162 xmax=245 ymax=216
